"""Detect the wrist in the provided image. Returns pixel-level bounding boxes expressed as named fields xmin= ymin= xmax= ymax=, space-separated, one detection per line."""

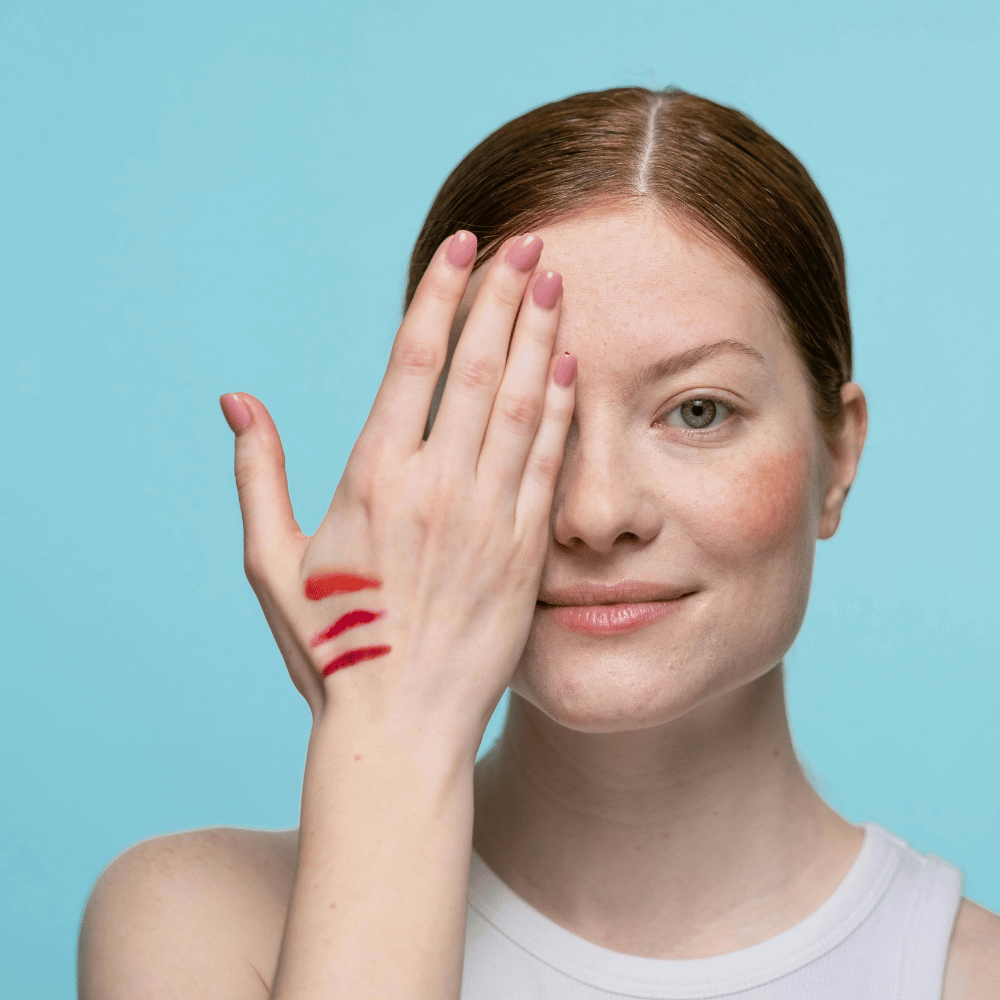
xmin=309 ymin=700 xmax=480 ymax=788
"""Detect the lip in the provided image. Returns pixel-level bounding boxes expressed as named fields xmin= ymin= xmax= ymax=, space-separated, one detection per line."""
xmin=536 ymin=597 xmax=691 ymax=635
xmin=537 ymin=579 xmax=694 ymax=606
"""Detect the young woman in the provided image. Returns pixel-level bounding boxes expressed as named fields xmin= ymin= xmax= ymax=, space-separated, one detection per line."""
xmin=78 ymin=87 xmax=1000 ymax=999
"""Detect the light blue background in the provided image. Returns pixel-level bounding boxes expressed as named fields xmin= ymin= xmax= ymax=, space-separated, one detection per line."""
xmin=2 ymin=1 xmax=997 ymax=995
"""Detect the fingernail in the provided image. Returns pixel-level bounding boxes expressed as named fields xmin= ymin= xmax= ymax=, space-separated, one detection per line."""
xmin=506 ymin=234 xmax=543 ymax=272
xmin=220 ymin=393 xmax=252 ymax=431
xmin=446 ymin=230 xmax=476 ymax=268
xmin=554 ymin=352 xmax=577 ymax=387
xmin=533 ymin=270 xmax=562 ymax=310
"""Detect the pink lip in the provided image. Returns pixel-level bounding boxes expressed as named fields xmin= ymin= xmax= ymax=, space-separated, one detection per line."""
xmin=537 ymin=598 xmax=688 ymax=635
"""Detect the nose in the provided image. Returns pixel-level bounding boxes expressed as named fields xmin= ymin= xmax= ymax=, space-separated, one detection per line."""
xmin=550 ymin=428 xmax=663 ymax=556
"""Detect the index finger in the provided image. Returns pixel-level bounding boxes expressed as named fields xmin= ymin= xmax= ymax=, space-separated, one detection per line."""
xmin=354 ymin=231 xmax=477 ymax=461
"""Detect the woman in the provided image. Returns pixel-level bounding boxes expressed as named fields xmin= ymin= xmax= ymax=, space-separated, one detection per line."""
xmin=78 ymin=87 xmax=1000 ymax=999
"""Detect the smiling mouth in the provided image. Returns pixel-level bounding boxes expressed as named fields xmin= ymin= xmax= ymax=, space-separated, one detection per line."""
xmin=535 ymin=594 xmax=695 ymax=635
xmin=536 ymin=589 xmax=698 ymax=608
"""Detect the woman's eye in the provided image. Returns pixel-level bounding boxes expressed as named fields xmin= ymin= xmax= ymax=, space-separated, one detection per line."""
xmin=664 ymin=398 xmax=732 ymax=430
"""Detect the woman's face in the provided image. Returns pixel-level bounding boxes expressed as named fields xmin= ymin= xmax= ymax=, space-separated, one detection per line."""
xmin=440 ymin=205 xmax=864 ymax=733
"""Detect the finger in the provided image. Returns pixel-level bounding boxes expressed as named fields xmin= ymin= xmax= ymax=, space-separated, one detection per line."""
xmin=355 ymin=231 xmax=477 ymax=461
xmin=219 ymin=392 xmax=304 ymax=580
xmin=476 ymin=269 xmax=563 ymax=509
xmin=514 ymin=352 xmax=576 ymax=539
xmin=423 ymin=233 xmax=543 ymax=472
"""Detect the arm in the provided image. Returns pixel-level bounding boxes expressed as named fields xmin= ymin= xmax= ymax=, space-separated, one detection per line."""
xmin=249 ymin=231 xmax=571 ymax=999
xmin=79 ymin=228 xmax=574 ymax=999
xmin=78 ymin=829 xmax=280 ymax=999
xmin=251 ymin=232 xmax=572 ymax=998
xmin=942 ymin=898 xmax=1000 ymax=1000
xmin=270 ymin=713 xmax=474 ymax=999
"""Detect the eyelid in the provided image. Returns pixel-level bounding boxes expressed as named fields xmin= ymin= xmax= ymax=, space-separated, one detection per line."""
xmin=659 ymin=383 xmax=748 ymax=409
xmin=657 ymin=393 xmax=744 ymax=433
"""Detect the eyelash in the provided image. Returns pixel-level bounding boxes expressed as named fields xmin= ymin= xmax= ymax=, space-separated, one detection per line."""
xmin=656 ymin=395 xmax=744 ymax=436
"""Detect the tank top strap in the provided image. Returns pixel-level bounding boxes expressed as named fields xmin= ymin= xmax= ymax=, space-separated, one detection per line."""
xmin=872 ymin=825 xmax=964 ymax=1000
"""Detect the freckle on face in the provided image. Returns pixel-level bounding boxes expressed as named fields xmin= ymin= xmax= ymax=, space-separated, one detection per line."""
xmin=687 ymin=447 xmax=816 ymax=560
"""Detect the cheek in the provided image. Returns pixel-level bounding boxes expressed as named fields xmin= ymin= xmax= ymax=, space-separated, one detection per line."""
xmin=681 ymin=447 xmax=818 ymax=562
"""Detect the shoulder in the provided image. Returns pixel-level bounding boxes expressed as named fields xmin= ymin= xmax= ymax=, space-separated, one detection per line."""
xmin=942 ymin=896 xmax=1000 ymax=1000
xmin=78 ymin=825 xmax=299 ymax=1000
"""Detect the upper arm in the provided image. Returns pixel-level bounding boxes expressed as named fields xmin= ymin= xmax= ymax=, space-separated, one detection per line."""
xmin=942 ymin=897 xmax=1000 ymax=1000
xmin=78 ymin=830 xmax=275 ymax=1000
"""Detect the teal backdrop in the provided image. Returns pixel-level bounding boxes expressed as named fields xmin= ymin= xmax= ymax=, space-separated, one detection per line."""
xmin=2 ymin=1 xmax=997 ymax=995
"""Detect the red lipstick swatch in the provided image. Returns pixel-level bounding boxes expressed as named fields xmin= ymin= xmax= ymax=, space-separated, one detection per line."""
xmin=310 ymin=609 xmax=384 ymax=648
xmin=304 ymin=572 xmax=382 ymax=601
xmin=321 ymin=644 xmax=392 ymax=677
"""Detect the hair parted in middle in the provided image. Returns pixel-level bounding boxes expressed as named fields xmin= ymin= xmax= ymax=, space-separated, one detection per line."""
xmin=406 ymin=87 xmax=852 ymax=443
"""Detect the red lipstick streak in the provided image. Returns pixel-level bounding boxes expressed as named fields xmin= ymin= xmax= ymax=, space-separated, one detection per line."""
xmin=321 ymin=645 xmax=392 ymax=677
xmin=304 ymin=573 xmax=390 ymax=676
xmin=310 ymin=609 xmax=384 ymax=648
xmin=304 ymin=572 xmax=382 ymax=601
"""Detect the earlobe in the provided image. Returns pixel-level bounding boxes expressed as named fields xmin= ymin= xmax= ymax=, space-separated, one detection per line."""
xmin=818 ymin=382 xmax=868 ymax=540
xmin=818 ymin=490 xmax=846 ymax=540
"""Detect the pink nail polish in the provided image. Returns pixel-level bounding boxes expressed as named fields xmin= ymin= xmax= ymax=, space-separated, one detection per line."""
xmin=506 ymin=234 xmax=543 ymax=272
xmin=554 ymin=353 xmax=577 ymax=387
xmin=533 ymin=270 xmax=562 ymax=310
xmin=446 ymin=230 xmax=476 ymax=268
xmin=220 ymin=393 xmax=252 ymax=431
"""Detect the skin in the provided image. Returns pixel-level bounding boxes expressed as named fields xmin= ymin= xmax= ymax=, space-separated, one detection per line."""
xmin=425 ymin=203 xmax=869 ymax=956
xmin=78 ymin=204 xmax=1000 ymax=1000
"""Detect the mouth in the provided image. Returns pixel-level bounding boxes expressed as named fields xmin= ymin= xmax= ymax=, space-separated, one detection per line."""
xmin=536 ymin=581 xmax=697 ymax=607
xmin=535 ymin=592 xmax=696 ymax=635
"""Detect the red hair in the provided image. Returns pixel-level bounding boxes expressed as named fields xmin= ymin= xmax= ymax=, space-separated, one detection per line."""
xmin=406 ymin=87 xmax=852 ymax=440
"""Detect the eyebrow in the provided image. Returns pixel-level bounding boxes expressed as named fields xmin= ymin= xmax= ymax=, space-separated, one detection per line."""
xmin=626 ymin=339 xmax=768 ymax=396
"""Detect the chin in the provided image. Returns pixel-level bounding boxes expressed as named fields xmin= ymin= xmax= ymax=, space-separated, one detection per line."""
xmin=509 ymin=612 xmax=800 ymax=736
xmin=508 ymin=639 xmax=733 ymax=734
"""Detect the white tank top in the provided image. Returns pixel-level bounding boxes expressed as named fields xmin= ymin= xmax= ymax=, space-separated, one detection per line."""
xmin=462 ymin=822 xmax=962 ymax=999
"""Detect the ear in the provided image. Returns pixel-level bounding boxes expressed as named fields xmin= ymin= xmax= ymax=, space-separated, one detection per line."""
xmin=818 ymin=382 xmax=868 ymax=540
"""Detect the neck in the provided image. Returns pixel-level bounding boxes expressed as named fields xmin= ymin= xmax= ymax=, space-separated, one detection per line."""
xmin=472 ymin=663 xmax=863 ymax=959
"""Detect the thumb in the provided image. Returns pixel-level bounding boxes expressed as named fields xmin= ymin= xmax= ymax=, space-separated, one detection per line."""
xmin=219 ymin=392 xmax=303 ymax=578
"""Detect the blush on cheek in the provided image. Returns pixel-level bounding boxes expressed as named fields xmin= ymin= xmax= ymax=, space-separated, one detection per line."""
xmin=689 ymin=447 xmax=816 ymax=557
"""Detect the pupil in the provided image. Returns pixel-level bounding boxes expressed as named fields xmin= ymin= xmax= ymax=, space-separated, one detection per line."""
xmin=681 ymin=399 xmax=717 ymax=428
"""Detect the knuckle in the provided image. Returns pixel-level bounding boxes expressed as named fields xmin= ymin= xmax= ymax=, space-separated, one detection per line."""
xmin=483 ymin=280 xmax=525 ymax=312
xmin=421 ymin=270 xmax=461 ymax=306
xmin=453 ymin=353 xmax=500 ymax=392
xmin=394 ymin=339 xmax=440 ymax=376
xmin=417 ymin=466 xmax=464 ymax=523
xmin=346 ymin=459 xmax=376 ymax=500
xmin=425 ymin=462 xmax=464 ymax=504
xmin=348 ymin=444 xmax=393 ymax=500
xmin=234 ymin=460 xmax=263 ymax=497
xmin=526 ymin=450 xmax=560 ymax=485
xmin=499 ymin=391 xmax=541 ymax=431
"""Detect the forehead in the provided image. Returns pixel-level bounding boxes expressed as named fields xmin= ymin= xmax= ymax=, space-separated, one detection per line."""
xmin=457 ymin=205 xmax=791 ymax=385
xmin=539 ymin=205 xmax=785 ymax=356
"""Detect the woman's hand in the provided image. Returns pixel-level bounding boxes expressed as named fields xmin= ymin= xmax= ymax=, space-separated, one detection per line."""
xmin=219 ymin=231 xmax=575 ymax=758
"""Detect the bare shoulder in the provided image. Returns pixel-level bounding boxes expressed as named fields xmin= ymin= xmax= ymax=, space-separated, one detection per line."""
xmin=942 ymin=896 xmax=1000 ymax=1000
xmin=78 ymin=825 xmax=299 ymax=999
